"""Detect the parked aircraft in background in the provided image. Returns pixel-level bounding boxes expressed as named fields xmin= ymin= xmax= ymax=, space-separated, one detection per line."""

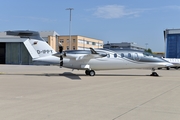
xmin=159 ymin=58 xmax=180 ymax=70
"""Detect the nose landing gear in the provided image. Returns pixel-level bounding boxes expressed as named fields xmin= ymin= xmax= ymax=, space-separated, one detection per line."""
xmin=150 ymin=68 xmax=159 ymax=76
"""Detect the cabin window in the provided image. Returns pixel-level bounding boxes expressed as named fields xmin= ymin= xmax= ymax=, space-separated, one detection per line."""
xmin=114 ymin=53 xmax=117 ymax=58
xmin=128 ymin=53 xmax=131 ymax=58
xmin=121 ymin=53 xmax=124 ymax=57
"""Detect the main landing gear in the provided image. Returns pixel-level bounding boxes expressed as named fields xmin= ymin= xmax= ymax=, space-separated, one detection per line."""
xmin=85 ymin=68 xmax=160 ymax=77
xmin=150 ymin=68 xmax=159 ymax=77
xmin=85 ymin=69 xmax=95 ymax=76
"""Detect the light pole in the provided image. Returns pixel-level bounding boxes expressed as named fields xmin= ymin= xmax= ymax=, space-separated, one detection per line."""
xmin=66 ymin=8 xmax=74 ymax=50
xmin=145 ymin=43 xmax=148 ymax=50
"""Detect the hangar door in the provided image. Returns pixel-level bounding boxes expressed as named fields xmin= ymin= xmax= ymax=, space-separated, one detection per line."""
xmin=5 ymin=43 xmax=32 ymax=65
xmin=0 ymin=43 xmax=5 ymax=64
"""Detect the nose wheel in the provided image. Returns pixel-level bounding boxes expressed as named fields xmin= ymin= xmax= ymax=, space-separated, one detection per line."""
xmin=85 ymin=70 xmax=95 ymax=76
xmin=150 ymin=72 xmax=159 ymax=76
xmin=150 ymin=68 xmax=159 ymax=76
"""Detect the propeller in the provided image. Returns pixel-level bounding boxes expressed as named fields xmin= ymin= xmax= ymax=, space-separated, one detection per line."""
xmin=59 ymin=42 xmax=63 ymax=67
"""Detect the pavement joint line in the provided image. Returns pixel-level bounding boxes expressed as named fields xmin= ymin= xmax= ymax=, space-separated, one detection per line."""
xmin=112 ymin=84 xmax=180 ymax=120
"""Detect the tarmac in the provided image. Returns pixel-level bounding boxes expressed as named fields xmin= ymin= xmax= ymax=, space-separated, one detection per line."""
xmin=0 ymin=65 xmax=180 ymax=120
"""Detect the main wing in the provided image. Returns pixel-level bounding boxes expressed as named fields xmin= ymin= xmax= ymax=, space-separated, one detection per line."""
xmin=53 ymin=48 xmax=107 ymax=60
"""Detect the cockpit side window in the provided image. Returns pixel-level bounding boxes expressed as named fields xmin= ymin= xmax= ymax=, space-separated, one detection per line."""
xmin=143 ymin=52 xmax=154 ymax=57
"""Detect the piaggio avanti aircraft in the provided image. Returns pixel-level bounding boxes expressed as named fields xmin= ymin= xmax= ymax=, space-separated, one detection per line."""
xmin=7 ymin=30 xmax=173 ymax=76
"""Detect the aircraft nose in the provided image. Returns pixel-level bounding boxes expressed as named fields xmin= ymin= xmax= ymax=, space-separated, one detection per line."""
xmin=165 ymin=62 xmax=174 ymax=67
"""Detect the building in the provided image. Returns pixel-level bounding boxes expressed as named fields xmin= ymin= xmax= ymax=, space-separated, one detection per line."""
xmin=153 ymin=52 xmax=165 ymax=58
xmin=103 ymin=42 xmax=146 ymax=51
xmin=164 ymin=29 xmax=180 ymax=58
xmin=0 ymin=30 xmax=103 ymax=65
xmin=46 ymin=35 xmax=103 ymax=51
xmin=39 ymin=31 xmax=59 ymax=51
xmin=39 ymin=31 xmax=59 ymax=42
xmin=0 ymin=31 xmax=33 ymax=64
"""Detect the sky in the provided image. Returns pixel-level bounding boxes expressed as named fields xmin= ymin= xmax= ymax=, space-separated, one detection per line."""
xmin=1 ymin=0 xmax=180 ymax=52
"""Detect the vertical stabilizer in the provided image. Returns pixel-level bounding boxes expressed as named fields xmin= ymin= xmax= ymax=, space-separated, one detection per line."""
xmin=27 ymin=39 xmax=56 ymax=58
xmin=23 ymin=40 xmax=39 ymax=59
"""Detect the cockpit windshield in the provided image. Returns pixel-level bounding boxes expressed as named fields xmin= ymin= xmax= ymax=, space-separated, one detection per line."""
xmin=143 ymin=52 xmax=156 ymax=57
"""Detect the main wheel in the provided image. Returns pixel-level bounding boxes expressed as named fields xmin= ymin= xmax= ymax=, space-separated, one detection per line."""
xmin=89 ymin=70 xmax=95 ymax=76
xmin=85 ymin=70 xmax=90 ymax=75
xmin=175 ymin=67 xmax=179 ymax=70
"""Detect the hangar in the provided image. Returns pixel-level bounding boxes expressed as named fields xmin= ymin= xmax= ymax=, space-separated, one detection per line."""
xmin=0 ymin=30 xmax=59 ymax=65
xmin=0 ymin=30 xmax=103 ymax=65
xmin=164 ymin=29 xmax=180 ymax=58
xmin=0 ymin=31 xmax=38 ymax=64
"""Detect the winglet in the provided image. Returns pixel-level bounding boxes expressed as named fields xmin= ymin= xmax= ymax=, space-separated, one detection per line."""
xmin=90 ymin=48 xmax=98 ymax=54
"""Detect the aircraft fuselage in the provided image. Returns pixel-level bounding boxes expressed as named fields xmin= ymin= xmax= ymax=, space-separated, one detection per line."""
xmin=34 ymin=49 xmax=172 ymax=71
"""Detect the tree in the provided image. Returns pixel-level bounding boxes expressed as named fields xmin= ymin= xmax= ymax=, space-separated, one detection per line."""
xmin=145 ymin=48 xmax=152 ymax=53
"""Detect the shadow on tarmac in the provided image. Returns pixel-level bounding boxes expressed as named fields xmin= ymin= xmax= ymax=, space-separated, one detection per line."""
xmin=1 ymin=72 xmax=156 ymax=80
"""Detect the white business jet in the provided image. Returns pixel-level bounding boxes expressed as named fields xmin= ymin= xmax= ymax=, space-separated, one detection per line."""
xmin=160 ymin=58 xmax=180 ymax=70
xmin=7 ymin=30 xmax=173 ymax=76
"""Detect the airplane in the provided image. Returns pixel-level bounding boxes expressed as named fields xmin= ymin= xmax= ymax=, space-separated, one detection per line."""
xmin=7 ymin=30 xmax=173 ymax=76
xmin=158 ymin=58 xmax=180 ymax=70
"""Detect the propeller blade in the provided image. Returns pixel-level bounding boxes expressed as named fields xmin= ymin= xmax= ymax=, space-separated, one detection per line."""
xmin=59 ymin=42 xmax=63 ymax=53
xmin=59 ymin=42 xmax=64 ymax=67
xmin=60 ymin=61 xmax=63 ymax=67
